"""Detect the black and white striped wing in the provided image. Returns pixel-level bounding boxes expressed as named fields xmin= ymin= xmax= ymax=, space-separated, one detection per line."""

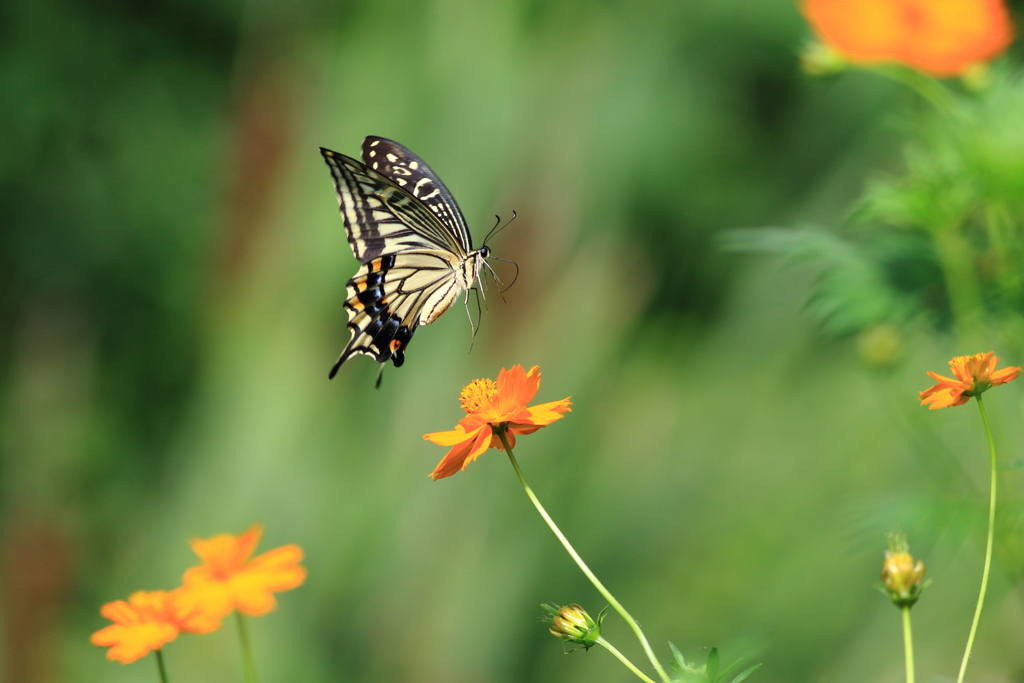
xmin=362 ymin=136 xmax=472 ymax=252
xmin=329 ymin=250 xmax=465 ymax=378
xmin=321 ymin=147 xmax=466 ymax=263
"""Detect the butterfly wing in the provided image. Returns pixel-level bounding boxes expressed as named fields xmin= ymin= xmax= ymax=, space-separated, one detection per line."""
xmin=321 ymin=147 xmax=467 ymax=262
xmin=362 ymin=136 xmax=472 ymax=252
xmin=329 ymin=249 xmax=467 ymax=378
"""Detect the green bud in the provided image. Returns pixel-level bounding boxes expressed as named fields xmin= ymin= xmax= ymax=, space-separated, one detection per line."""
xmin=857 ymin=323 xmax=904 ymax=368
xmin=800 ymin=40 xmax=847 ymax=76
xmin=541 ymin=603 xmax=604 ymax=650
xmin=880 ymin=533 xmax=928 ymax=608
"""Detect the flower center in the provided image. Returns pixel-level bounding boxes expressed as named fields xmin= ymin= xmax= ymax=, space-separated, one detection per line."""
xmin=460 ymin=378 xmax=497 ymax=413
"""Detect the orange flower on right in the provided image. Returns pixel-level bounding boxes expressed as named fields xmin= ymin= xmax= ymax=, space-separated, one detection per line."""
xmin=423 ymin=365 xmax=572 ymax=480
xmin=919 ymin=351 xmax=1020 ymax=409
xmin=801 ymin=0 xmax=1014 ymax=77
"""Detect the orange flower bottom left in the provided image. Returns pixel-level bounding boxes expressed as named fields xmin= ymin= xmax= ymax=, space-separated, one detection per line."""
xmin=90 ymin=591 xmax=182 ymax=664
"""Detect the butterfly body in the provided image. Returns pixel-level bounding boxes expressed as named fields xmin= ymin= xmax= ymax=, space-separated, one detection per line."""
xmin=321 ymin=137 xmax=491 ymax=379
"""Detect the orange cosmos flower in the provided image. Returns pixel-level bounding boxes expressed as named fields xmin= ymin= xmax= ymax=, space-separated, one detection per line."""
xmin=175 ymin=524 xmax=306 ymax=623
xmin=91 ymin=590 xmax=182 ymax=664
xmin=423 ymin=365 xmax=572 ymax=480
xmin=919 ymin=351 xmax=1020 ymax=409
xmin=802 ymin=0 xmax=1013 ymax=77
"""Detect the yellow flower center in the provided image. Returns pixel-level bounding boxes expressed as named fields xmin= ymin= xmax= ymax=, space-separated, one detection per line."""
xmin=950 ymin=353 xmax=992 ymax=393
xmin=460 ymin=378 xmax=497 ymax=413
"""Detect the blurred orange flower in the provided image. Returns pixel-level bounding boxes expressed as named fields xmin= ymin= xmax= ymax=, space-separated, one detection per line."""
xmin=423 ymin=365 xmax=572 ymax=480
xmin=91 ymin=591 xmax=182 ymax=664
xmin=802 ymin=0 xmax=1013 ymax=77
xmin=176 ymin=524 xmax=307 ymax=622
xmin=919 ymin=351 xmax=1020 ymax=409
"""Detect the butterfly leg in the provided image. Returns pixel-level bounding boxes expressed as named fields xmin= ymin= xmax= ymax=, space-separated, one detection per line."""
xmin=463 ymin=287 xmax=483 ymax=353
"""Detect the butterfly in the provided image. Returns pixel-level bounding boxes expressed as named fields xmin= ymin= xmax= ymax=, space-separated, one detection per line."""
xmin=320 ymin=136 xmax=500 ymax=382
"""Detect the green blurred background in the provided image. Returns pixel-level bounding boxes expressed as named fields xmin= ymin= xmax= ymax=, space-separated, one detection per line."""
xmin=4 ymin=0 xmax=1024 ymax=681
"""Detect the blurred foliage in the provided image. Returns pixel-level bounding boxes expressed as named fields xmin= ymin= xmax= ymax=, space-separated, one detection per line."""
xmin=669 ymin=644 xmax=761 ymax=683
xmin=726 ymin=68 xmax=1024 ymax=354
xmin=3 ymin=1 xmax=1024 ymax=683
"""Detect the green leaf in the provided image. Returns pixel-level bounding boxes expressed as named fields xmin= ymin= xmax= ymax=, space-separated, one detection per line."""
xmin=706 ymin=648 xmax=719 ymax=683
xmin=669 ymin=642 xmax=687 ymax=674
xmin=730 ymin=663 xmax=762 ymax=683
xmin=720 ymin=227 xmax=899 ymax=336
xmin=716 ymin=658 xmax=741 ymax=682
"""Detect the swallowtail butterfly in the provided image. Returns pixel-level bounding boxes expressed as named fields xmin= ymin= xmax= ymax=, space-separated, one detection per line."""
xmin=320 ymin=137 xmax=494 ymax=381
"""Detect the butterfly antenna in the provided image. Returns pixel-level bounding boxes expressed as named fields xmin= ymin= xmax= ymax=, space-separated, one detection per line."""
xmin=483 ymin=214 xmax=502 ymax=245
xmin=375 ymin=363 xmax=386 ymax=389
xmin=483 ymin=210 xmax=517 ymax=246
xmin=487 ymin=256 xmax=519 ymax=293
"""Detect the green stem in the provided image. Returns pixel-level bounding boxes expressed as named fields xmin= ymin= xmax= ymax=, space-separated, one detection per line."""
xmin=956 ymin=394 xmax=998 ymax=683
xmin=597 ymin=637 xmax=659 ymax=683
xmin=155 ymin=649 xmax=170 ymax=683
xmin=933 ymin=228 xmax=985 ymax=344
xmin=868 ymin=65 xmax=957 ymax=115
xmin=236 ymin=612 xmax=260 ymax=683
xmin=496 ymin=429 xmax=670 ymax=683
xmin=902 ymin=607 xmax=915 ymax=683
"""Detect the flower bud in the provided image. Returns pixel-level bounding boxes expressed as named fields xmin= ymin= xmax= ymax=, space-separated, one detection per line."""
xmin=800 ymin=40 xmax=847 ymax=76
xmin=542 ymin=603 xmax=604 ymax=650
xmin=880 ymin=534 xmax=927 ymax=608
xmin=960 ymin=62 xmax=992 ymax=92
xmin=857 ymin=323 xmax=904 ymax=368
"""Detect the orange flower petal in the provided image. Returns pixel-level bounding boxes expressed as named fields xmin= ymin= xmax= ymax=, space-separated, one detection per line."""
xmin=230 ymin=545 xmax=308 ymax=617
xmin=90 ymin=622 xmax=178 ymax=664
xmin=495 ymin=365 xmax=541 ymax=417
xmin=925 ymin=371 xmax=959 ymax=384
xmin=491 ymin=429 xmax=516 ymax=450
xmin=424 ymin=424 xmax=478 ymax=447
xmin=189 ymin=524 xmax=263 ymax=576
xmin=430 ymin=424 xmax=494 ymax=480
xmin=170 ymin=580 xmax=230 ymax=632
xmin=920 ymin=387 xmax=967 ymax=409
xmin=991 ymin=365 xmax=1022 ymax=385
xmin=899 ymin=0 xmax=1013 ymax=76
xmin=522 ymin=398 xmax=573 ymax=426
xmin=508 ymin=423 xmax=544 ymax=436
xmin=804 ymin=0 xmax=907 ymax=62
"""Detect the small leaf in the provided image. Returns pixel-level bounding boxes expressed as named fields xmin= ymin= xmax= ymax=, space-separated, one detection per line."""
xmin=706 ymin=648 xmax=719 ymax=683
xmin=716 ymin=658 xmax=741 ymax=682
xmin=730 ymin=663 xmax=762 ymax=683
xmin=669 ymin=642 xmax=687 ymax=673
